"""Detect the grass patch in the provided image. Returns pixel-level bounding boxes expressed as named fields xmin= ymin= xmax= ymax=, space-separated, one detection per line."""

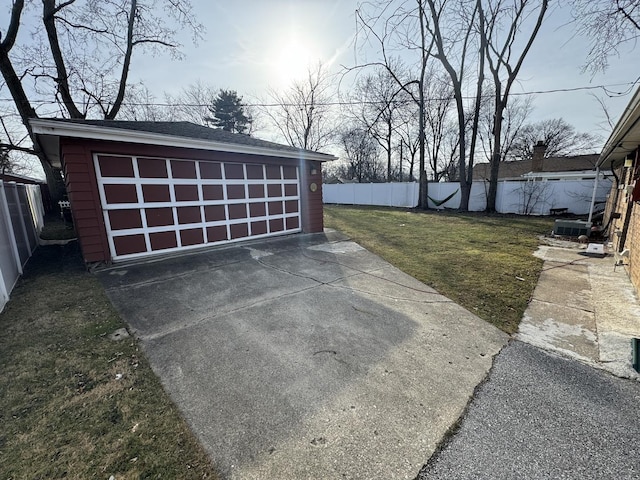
xmin=0 ymin=244 xmax=216 ymax=479
xmin=324 ymin=205 xmax=553 ymax=333
xmin=39 ymin=213 xmax=77 ymax=241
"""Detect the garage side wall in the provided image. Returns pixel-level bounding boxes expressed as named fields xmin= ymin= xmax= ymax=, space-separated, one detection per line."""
xmin=300 ymin=160 xmax=324 ymax=233
xmin=60 ymin=140 xmax=111 ymax=263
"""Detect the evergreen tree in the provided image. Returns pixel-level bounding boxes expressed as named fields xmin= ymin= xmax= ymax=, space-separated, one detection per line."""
xmin=208 ymin=90 xmax=252 ymax=134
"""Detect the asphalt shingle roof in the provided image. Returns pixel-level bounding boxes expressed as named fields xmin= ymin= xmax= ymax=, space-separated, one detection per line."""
xmin=472 ymin=154 xmax=602 ymax=180
xmin=42 ymin=119 xmax=333 ymax=157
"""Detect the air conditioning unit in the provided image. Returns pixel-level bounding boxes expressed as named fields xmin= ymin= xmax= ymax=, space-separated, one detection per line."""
xmin=553 ymin=220 xmax=592 ymax=237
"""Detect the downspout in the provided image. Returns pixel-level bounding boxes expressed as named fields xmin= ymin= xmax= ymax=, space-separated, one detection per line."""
xmin=587 ymin=166 xmax=600 ymax=224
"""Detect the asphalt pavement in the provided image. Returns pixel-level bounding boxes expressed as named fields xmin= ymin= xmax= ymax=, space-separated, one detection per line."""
xmin=416 ymin=341 xmax=640 ymax=480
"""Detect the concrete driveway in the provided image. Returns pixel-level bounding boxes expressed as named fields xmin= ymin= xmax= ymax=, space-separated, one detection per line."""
xmin=97 ymin=231 xmax=507 ymax=479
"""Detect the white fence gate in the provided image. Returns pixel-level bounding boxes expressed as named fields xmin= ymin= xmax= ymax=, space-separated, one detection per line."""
xmin=323 ymin=178 xmax=612 ymax=215
xmin=0 ymin=181 xmax=44 ymax=312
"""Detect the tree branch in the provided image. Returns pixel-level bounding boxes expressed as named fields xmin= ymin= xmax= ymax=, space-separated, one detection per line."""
xmin=1 ymin=0 xmax=24 ymax=50
xmin=42 ymin=0 xmax=84 ymax=118
xmin=106 ymin=0 xmax=137 ymax=119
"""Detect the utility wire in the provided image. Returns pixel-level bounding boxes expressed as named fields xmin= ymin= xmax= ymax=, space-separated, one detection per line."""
xmin=0 ymin=80 xmax=638 ymax=109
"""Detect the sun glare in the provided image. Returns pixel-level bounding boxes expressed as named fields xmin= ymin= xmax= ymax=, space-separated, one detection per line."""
xmin=272 ymin=40 xmax=317 ymax=86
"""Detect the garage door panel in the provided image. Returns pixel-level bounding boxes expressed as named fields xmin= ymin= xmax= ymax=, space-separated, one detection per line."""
xmin=138 ymin=158 xmax=168 ymax=178
xmin=174 ymin=184 xmax=199 ymax=201
xmin=98 ymin=156 xmax=134 ymax=177
xmin=199 ymin=162 xmax=222 ymax=179
xmin=170 ymin=160 xmax=197 ymax=178
xmin=142 ymin=184 xmax=171 ymax=203
xmin=113 ymin=234 xmax=147 ymax=256
xmin=224 ymin=163 xmax=244 ymax=179
xmin=104 ymin=184 xmax=138 ymax=204
xmin=150 ymin=231 xmax=178 ymax=251
xmin=95 ymin=154 xmax=301 ymax=261
xmin=109 ymin=209 xmax=143 ymax=230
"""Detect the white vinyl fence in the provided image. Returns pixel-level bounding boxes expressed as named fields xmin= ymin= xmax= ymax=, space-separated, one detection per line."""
xmin=323 ymin=178 xmax=612 ymax=215
xmin=0 ymin=181 xmax=45 ymax=312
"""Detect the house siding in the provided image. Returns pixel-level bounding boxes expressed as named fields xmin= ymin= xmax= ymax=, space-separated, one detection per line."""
xmin=605 ymin=148 xmax=640 ymax=293
xmin=60 ymin=137 xmax=324 ymax=264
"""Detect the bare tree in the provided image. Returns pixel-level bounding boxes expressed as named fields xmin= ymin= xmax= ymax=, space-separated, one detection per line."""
xmin=395 ymin=112 xmax=421 ymax=181
xmin=339 ymin=126 xmax=385 ymax=182
xmin=479 ymin=0 xmax=549 ymax=213
xmin=353 ymin=0 xmax=434 ymax=207
xmin=263 ymin=63 xmax=335 ymax=151
xmin=570 ymin=0 xmax=640 ymax=74
xmin=422 ymin=68 xmax=459 ymax=181
xmin=119 ymin=83 xmax=172 ymax=121
xmin=0 ymin=0 xmax=203 ymax=198
xmin=346 ymin=65 xmax=409 ymax=181
xmin=509 ymin=117 xmax=602 ymax=160
xmin=425 ymin=0 xmax=487 ymax=210
xmin=480 ymin=94 xmax=534 ymax=164
xmin=164 ymin=81 xmax=218 ymax=125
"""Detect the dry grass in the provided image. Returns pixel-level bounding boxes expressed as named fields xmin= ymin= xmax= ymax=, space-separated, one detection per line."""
xmin=324 ymin=206 xmax=553 ymax=333
xmin=0 ymin=243 xmax=217 ymax=479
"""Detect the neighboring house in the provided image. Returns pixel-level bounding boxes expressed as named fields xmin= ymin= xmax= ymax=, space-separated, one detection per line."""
xmin=30 ymin=119 xmax=336 ymax=264
xmin=599 ymin=86 xmax=640 ymax=294
xmin=473 ymin=143 xmax=606 ymax=181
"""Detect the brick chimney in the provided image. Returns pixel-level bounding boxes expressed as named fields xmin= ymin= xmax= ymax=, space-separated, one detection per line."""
xmin=532 ymin=140 xmax=547 ymax=172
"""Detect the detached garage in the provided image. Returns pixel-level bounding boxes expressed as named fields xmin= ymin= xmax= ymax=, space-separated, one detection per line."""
xmin=31 ymin=119 xmax=336 ymax=264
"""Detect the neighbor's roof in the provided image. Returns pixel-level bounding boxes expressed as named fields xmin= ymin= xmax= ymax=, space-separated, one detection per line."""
xmin=473 ymin=154 xmax=601 ymax=180
xmin=598 ymin=84 xmax=640 ymax=167
xmin=29 ymin=118 xmax=337 ymax=168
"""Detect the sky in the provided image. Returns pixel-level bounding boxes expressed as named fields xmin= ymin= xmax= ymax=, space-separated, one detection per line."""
xmin=2 ymin=0 xmax=640 ymax=178
xmin=128 ymin=0 xmax=639 ymax=141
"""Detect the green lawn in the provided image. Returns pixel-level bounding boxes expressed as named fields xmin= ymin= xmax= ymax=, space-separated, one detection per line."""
xmin=0 ymin=243 xmax=216 ymax=479
xmin=324 ymin=206 xmax=553 ymax=333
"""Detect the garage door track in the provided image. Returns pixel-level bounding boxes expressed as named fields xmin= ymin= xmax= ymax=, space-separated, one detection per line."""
xmin=96 ymin=231 xmax=507 ymax=479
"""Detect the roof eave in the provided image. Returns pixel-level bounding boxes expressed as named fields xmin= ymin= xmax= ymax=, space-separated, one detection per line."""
xmin=29 ymin=119 xmax=338 ymax=166
xmin=597 ymin=85 xmax=640 ymax=168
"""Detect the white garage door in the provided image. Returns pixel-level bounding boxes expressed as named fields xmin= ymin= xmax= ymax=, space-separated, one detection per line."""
xmin=94 ymin=154 xmax=301 ymax=261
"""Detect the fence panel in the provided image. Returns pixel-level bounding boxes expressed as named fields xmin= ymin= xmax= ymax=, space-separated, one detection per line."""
xmin=324 ymin=178 xmax=612 ymax=216
xmin=0 ymin=180 xmax=43 ymax=312
xmin=323 ymin=182 xmax=419 ymax=207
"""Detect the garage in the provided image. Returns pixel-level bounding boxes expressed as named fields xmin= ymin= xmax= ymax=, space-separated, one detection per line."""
xmin=31 ymin=119 xmax=335 ymax=264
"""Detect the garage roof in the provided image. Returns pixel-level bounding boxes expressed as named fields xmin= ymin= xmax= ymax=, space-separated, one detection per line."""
xmin=30 ymin=118 xmax=337 ymax=168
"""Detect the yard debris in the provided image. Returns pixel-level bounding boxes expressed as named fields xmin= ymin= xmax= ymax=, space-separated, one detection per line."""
xmin=108 ymin=328 xmax=130 ymax=341
xmin=115 ymin=373 xmax=123 ymax=380
xmin=515 ymin=276 xmax=525 ymax=281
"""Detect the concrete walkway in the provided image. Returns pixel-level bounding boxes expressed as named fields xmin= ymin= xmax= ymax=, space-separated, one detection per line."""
xmin=517 ymin=240 xmax=640 ymax=379
xmin=96 ymin=231 xmax=508 ymax=479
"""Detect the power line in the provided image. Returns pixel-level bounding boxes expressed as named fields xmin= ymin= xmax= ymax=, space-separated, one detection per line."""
xmin=0 ymin=80 xmax=637 ymax=109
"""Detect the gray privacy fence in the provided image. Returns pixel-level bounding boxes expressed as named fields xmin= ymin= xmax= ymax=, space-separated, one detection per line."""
xmin=323 ymin=178 xmax=612 ymax=215
xmin=0 ymin=180 xmax=45 ymax=312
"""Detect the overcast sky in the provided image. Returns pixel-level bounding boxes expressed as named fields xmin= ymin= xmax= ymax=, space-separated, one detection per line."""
xmin=128 ymin=0 xmax=639 ymax=143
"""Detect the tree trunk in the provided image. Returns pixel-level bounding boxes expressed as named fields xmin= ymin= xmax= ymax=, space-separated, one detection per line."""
xmin=486 ymin=101 xmax=504 ymax=213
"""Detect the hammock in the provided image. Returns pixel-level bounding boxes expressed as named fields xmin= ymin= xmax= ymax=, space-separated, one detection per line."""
xmin=427 ymin=189 xmax=459 ymax=207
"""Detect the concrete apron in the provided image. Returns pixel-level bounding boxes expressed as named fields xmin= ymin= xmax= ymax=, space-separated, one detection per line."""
xmin=518 ymin=243 xmax=640 ymax=380
xmin=96 ymin=231 xmax=508 ymax=480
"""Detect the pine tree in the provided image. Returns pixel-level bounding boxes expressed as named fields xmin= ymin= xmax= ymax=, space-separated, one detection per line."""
xmin=208 ymin=90 xmax=252 ymax=134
